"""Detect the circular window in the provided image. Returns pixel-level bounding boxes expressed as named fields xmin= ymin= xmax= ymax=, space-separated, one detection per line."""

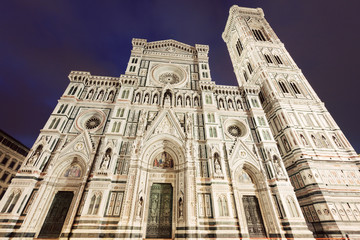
xmin=159 ymin=72 xmax=180 ymax=84
xmin=228 ymin=125 xmax=242 ymax=137
xmin=224 ymin=119 xmax=248 ymax=139
xmin=151 ymin=63 xmax=187 ymax=87
xmin=74 ymin=109 xmax=106 ymax=132
xmin=85 ymin=117 xmax=101 ymax=130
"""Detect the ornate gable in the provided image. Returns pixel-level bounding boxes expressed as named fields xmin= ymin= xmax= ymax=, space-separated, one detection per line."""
xmin=144 ymin=109 xmax=186 ymax=141
xmin=58 ymin=131 xmax=94 ymax=162
xmin=145 ymin=39 xmax=196 ymax=55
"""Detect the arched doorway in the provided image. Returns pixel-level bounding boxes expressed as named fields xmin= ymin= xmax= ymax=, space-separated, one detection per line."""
xmin=234 ymin=168 xmax=267 ymax=238
xmin=36 ymin=157 xmax=86 ymax=239
xmin=139 ymin=138 xmax=185 ymax=239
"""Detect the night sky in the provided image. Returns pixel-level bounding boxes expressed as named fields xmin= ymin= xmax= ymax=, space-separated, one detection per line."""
xmin=0 ymin=1 xmax=359 ymax=153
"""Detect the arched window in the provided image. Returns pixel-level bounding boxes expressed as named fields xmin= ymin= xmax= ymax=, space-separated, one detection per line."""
xmin=247 ymin=63 xmax=253 ymax=74
xmin=212 ymin=127 xmax=217 ymax=137
xmin=278 ymin=81 xmax=289 ymax=94
xmin=218 ymin=195 xmax=229 ymax=217
xmin=287 ymin=196 xmax=299 ymax=218
xmin=274 ymin=55 xmax=283 ymax=65
xmin=235 ymin=39 xmax=243 ymax=56
xmin=54 ymin=118 xmax=60 ymax=129
xmin=71 ymin=86 xmax=78 ymax=95
xmin=252 ymin=29 xmax=267 ymax=41
xmin=86 ymin=89 xmax=94 ymax=99
xmin=243 ymin=71 xmax=248 ymax=82
xmin=68 ymin=86 xmax=74 ymax=95
xmin=332 ymin=136 xmax=342 ymax=148
xmin=57 ymin=104 xmax=64 ymax=114
xmin=88 ymin=193 xmax=102 ymax=215
xmin=290 ymin=82 xmax=301 ymax=94
xmin=112 ymin=122 xmax=117 ymax=132
xmin=264 ymin=54 xmax=273 ymax=63
xmin=1 ymin=191 xmax=21 ymax=213
xmin=61 ymin=104 xmax=68 ymax=114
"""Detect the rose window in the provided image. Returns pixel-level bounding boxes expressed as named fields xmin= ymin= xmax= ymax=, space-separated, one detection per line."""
xmin=85 ymin=117 xmax=101 ymax=130
xmin=228 ymin=125 xmax=242 ymax=137
xmin=159 ymin=72 xmax=180 ymax=84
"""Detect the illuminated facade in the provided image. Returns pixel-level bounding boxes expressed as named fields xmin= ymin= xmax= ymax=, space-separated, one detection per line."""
xmin=0 ymin=5 xmax=359 ymax=240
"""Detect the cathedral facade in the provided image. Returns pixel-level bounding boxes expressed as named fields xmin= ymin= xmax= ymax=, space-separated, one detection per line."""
xmin=0 ymin=5 xmax=359 ymax=240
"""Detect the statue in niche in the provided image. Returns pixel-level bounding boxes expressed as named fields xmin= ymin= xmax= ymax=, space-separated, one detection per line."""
xmin=107 ymin=91 xmax=114 ymax=101
xmin=64 ymin=165 xmax=81 ymax=178
xmin=138 ymin=111 xmax=147 ymax=132
xmin=153 ymin=151 xmax=174 ymax=169
xmin=153 ymin=94 xmax=158 ymax=104
xmin=178 ymin=197 xmax=183 ymax=218
xmin=86 ymin=89 xmax=94 ymax=99
xmin=186 ymin=97 xmax=191 ymax=106
xmin=27 ymin=145 xmax=43 ymax=165
xmin=135 ymin=93 xmax=140 ymax=103
xmin=219 ymin=99 xmax=224 ymax=108
xmin=214 ymin=158 xmax=222 ymax=175
xmin=237 ymin=100 xmax=242 ymax=109
xmin=164 ymin=94 xmax=171 ymax=106
xmin=100 ymin=149 xmax=111 ymax=170
xmin=97 ymin=91 xmax=104 ymax=100
xmin=194 ymin=97 xmax=199 ymax=106
xmin=300 ymin=134 xmax=307 ymax=146
xmin=177 ymin=97 xmax=182 ymax=106
xmin=186 ymin=113 xmax=193 ymax=137
xmin=273 ymin=156 xmax=284 ymax=177
xmin=228 ymin=100 xmax=233 ymax=109
xmin=144 ymin=94 xmax=149 ymax=103
xmin=137 ymin=196 xmax=143 ymax=217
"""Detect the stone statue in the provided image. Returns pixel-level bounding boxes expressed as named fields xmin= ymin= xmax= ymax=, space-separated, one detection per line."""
xmin=153 ymin=95 xmax=158 ymax=104
xmin=137 ymin=197 xmax=143 ymax=217
xmin=186 ymin=113 xmax=193 ymax=137
xmin=86 ymin=90 xmax=93 ymax=99
xmin=273 ymin=158 xmax=284 ymax=177
xmin=177 ymin=97 xmax=182 ymax=106
xmin=164 ymin=95 xmax=171 ymax=106
xmin=194 ymin=97 xmax=199 ymax=106
xmin=135 ymin=93 xmax=140 ymax=103
xmin=186 ymin=97 xmax=190 ymax=106
xmin=101 ymin=153 xmax=111 ymax=169
xmin=219 ymin=99 xmax=224 ymax=108
xmin=179 ymin=197 xmax=183 ymax=218
xmin=97 ymin=91 xmax=104 ymax=100
xmin=144 ymin=94 xmax=149 ymax=103
xmin=138 ymin=110 xmax=147 ymax=132
xmin=27 ymin=150 xmax=40 ymax=165
xmin=214 ymin=159 xmax=222 ymax=175
xmin=107 ymin=91 xmax=114 ymax=101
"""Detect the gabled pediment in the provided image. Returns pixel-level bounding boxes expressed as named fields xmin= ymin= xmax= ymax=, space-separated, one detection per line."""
xmin=145 ymin=39 xmax=196 ymax=54
xmin=58 ymin=131 xmax=94 ymax=161
xmin=229 ymin=139 xmax=261 ymax=171
xmin=144 ymin=109 xmax=186 ymax=141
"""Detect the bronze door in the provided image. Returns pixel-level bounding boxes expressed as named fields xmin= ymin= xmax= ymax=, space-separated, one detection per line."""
xmin=146 ymin=183 xmax=173 ymax=239
xmin=243 ymin=195 xmax=266 ymax=238
xmin=38 ymin=191 xmax=74 ymax=238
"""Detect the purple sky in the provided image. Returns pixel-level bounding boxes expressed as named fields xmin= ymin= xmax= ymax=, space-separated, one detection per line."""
xmin=0 ymin=0 xmax=359 ymax=153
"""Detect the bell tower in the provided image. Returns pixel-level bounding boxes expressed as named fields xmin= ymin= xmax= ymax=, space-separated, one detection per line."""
xmin=223 ymin=5 xmax=360 ymax=238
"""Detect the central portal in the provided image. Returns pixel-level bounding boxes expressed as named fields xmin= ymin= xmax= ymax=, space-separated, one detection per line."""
xmin=146 ymin=183 xmax=173 ymax=239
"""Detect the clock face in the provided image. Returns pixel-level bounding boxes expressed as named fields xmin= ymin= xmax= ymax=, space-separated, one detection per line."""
xmin=85 ymin=117 xmax=101 ymax=130
xmin=228 ymin=125 xmax=241 ymax=137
